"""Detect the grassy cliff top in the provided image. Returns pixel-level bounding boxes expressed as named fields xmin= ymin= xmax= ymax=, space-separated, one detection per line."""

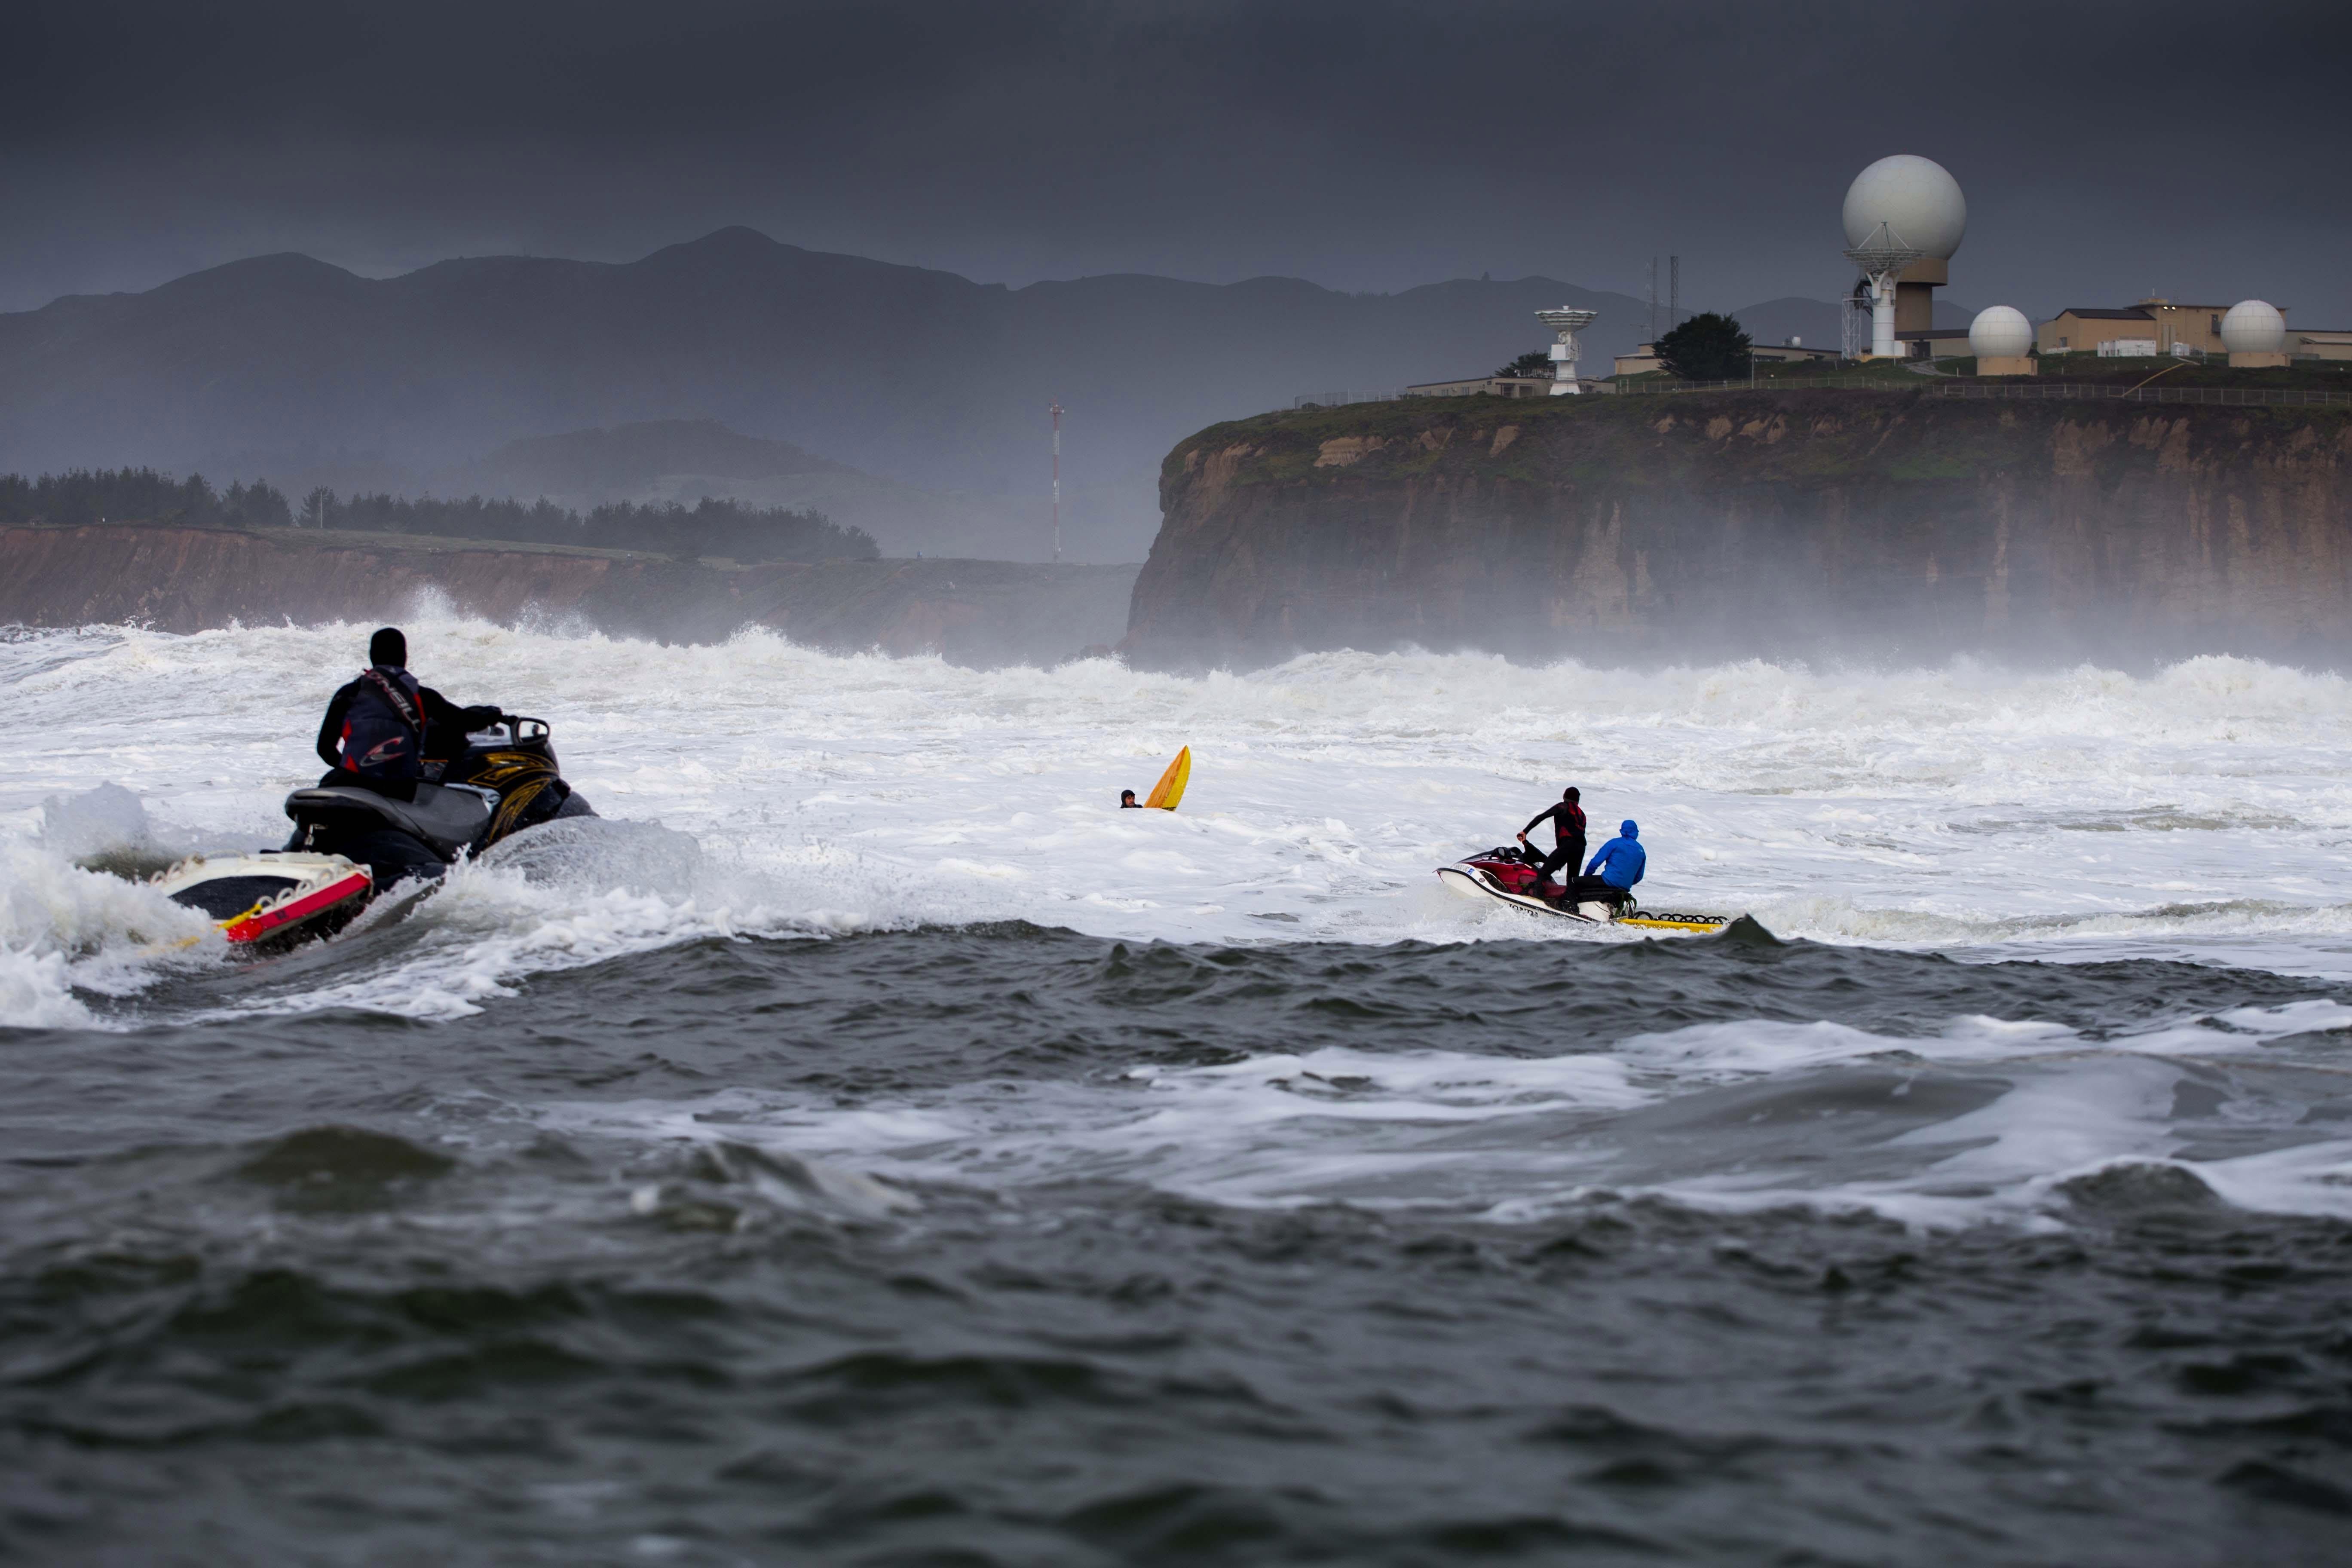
xmin=1163 ymin=383 xmax=2352 ymax=496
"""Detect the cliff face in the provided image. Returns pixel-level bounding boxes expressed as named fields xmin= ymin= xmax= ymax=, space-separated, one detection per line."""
xmin=1124 ymin=391 xmax=2352 ymax=668
xmin=0 ymin=525 xmax=1136 ymax=667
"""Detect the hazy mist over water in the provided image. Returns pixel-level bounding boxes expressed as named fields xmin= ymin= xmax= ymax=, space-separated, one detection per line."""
xmin=6 ymin=619 xmax=2352 ymax=1560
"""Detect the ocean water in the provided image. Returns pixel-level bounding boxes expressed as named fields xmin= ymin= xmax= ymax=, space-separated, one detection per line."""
xmin=5 ymin=618 xmax=2352 ymax=1565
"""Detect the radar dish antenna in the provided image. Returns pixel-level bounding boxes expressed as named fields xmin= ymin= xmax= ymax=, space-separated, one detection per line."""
xmin=1841 ymin=222 xmax=1925 ymax=361
xmin=1535 ymin=307 xmax=1600 ymax=395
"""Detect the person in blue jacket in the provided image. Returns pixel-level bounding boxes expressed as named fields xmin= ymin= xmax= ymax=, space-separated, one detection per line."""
xmin=1565 ymin=820 xmax=1645 ymax=909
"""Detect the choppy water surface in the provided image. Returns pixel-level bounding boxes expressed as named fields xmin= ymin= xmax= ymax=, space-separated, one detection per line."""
xmin=6 ymin=620 xmax=2352 ymax=1565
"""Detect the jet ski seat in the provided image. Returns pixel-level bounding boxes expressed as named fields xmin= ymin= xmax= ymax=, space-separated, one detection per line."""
xmin=285 ymin=782 xmax=493 ymax=860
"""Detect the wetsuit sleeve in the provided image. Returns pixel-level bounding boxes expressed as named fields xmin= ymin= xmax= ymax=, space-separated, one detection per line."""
xmin=418 ymin=686 xmax=464 ymax=728
xmin=315 ymin=683 xmax=352 ymax=769
xmin=1521 ymin=804 xmax=1559 ymax=838
xmin=420 ymin=687 xmax=504 ymax=733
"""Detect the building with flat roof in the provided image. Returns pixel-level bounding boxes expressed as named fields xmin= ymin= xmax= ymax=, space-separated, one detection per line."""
xmin=1612 ymin=345 xmax=1663 ymax=377
xmin=1900 ymin=328 xmax=1975 ymax=359
xmin=2038 ymin=298 xmax=2259 ymax=357
xmin=2294 ymin=329 xmax=2352 ymax=361
xmin=1611 ymin=340 xmax=1838 ymax=377
xmin=1401 ymin=374 xmax=1556 ymax=399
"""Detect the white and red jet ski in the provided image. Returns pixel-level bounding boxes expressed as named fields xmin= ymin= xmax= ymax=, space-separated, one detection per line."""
xmin=150 ymin=851 xmax=374 ymax=949
xmin=147 ymin=714 xmax=589 ymax=952
xmin=1437 ymin=846 xmax=1734 ymax=934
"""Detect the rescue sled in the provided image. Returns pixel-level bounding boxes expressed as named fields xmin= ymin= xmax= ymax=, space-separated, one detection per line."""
xmin=1437 ymin=847 xmax=1734 ymax=934
xmin=151 ymin=851 xmax=374 ymax=949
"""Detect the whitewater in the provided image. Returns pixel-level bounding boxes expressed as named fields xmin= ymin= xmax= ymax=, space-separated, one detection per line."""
xmin=8 ymin=616 xmax=2352 ymax=1563
xmin=14 ymin=617 xmax=2352 ymax=984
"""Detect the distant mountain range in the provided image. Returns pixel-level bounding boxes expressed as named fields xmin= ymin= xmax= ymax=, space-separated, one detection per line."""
xmin=441 ymin=419 xmax=1020 ymax=558
xmin=450 ymin=419 xmax=855 ymax=496
xmin=0 ymin=229 xmax=1970 ymax=560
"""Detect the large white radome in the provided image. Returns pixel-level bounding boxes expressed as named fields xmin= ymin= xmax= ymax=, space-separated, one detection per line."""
xmin=1969 ymin=306 xmax=2034 ymax=360
xmin=1842 ymin=154 xmax=1966 ymax=259
xmin=2220 ymin=300 xmax=2287 ymax=354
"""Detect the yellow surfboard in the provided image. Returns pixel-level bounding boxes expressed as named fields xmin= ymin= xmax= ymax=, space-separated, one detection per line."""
xmin=1143 ymin=746 xmax=1190 ymax=810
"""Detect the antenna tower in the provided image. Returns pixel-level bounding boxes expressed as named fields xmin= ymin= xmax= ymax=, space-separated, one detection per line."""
xmin=1646 ymin=257 xmax=1658 ymax=343
xmin=1839 ymin=275 xmax=1872 ymax=361
xmin=1049 ymin=401 xmax=1063 ymax=562
xmin=1669 ymin=255 xmax=1679 ymax=329
xmin=1840 ymin=222 xmax=1925 ymax=360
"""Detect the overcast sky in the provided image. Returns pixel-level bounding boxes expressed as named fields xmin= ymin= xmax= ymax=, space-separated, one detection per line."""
xmin=3 ymin=0 xmax=2344 ymax=322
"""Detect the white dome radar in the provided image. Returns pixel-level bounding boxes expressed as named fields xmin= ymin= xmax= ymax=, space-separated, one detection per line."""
xmin=2219 ymin=300 xmax=2287 ymax=354
xmin=1842 ymin=155 xmax=1966 ymax=260
xmin=1969 ymin=306 xmax=2034 ymax=360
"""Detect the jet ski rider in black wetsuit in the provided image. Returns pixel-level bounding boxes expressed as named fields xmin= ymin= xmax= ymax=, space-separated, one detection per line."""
xmin=315 ymin=627 xmax=504 ymax=800
xmin=1516 ymin=786 xmax=1586 ymax=897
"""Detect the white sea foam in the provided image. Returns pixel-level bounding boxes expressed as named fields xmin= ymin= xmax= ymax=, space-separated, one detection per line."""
xmin=12 ymin=619 xmax=2352 ymax=1228
xmin=0 ymin=837 xmax=217 ymax=1026
xmin=539 ymin=1000 xmax=2352 ymax=1227
xmin=7 ymin=619 xmax=2352 ymax=1023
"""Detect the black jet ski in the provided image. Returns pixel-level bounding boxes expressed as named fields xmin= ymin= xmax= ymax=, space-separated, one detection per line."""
xmin=1436 ymin=845 xmax=1735 ymax=934
xmin=284 ymin=713 xmax=593 ymax=882
xmin=154 ymin=714 xmax=592 ymax=951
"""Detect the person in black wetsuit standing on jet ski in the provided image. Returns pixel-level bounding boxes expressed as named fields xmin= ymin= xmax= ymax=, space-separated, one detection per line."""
xmin=315 ymin=628 xmax=504 ymax=800
xmin=1516 ymin=787 xmax=1586 ymax=896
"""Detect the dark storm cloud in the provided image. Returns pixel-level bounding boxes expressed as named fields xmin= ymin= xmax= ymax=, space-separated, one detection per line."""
xmin=3 ymin=0 xmax=2346 ymax=318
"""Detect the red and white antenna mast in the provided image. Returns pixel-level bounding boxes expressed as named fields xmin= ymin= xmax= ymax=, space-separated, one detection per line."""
xmin=1049 ymin=400 xmax=1063 ymax=562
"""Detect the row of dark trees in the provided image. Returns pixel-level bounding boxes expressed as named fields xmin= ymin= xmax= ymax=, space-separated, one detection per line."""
xmin=298 ymin=489 xmax=878 ymax=561
xmin=0 ymin=468 xmax=295 ymax=530
xmin=0 ymin=469 xmax=879 ymax=562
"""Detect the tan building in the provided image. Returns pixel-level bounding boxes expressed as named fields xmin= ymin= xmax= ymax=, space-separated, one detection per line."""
xmin=1613 ymin=344 xmax=1663 ymax=377
xmin=2138 ymin=298 xmax=2238 ymax=354
xmin=1898 ymin=328 xmax=1975 ymax=359
xmin=2294 ymin=328 xmax=2352 ymax=361
xmin=1401 ymin=374 xmax=1556 ymax=398
xmin=1756 ymin=342 xmax=1839 ymax=365
xmin=1611 ymin=340 xmax=1838 ymax=377
xmin=2039 ymin=297 xmax=2266 ymax=357
xmin=1891 ymin=257 xmax=1948 ymax=334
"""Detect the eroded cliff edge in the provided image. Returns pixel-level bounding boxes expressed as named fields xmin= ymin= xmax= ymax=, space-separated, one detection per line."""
xmin=0 ymin=524 xmax=1137 ymax=667
xmin=1124 ymin=390 xmax=2352 ymax=668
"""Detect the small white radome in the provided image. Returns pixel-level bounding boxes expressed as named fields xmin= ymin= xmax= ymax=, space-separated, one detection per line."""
xmin=2220 ymin=300 xmax=2286 ymax=354
xmin=1969 ymin=306 xmax=2034 ymax=360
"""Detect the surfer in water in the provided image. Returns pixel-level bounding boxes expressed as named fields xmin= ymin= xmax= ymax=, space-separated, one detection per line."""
xmin=1120 ymin=790 xmax=1141 ymax=808
xmin=1516 ymin=787 xmax=1586 ymax=897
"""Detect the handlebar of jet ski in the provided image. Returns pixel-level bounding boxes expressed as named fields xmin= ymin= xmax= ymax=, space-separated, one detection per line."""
xmin=466 ymin=712 xmax=539 ymax=740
